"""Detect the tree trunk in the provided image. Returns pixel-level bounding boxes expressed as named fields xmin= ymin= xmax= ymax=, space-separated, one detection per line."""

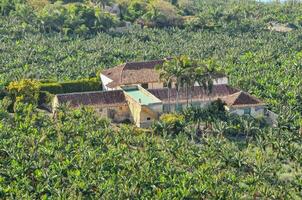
xmin=190 ymin=85 xmax=193 ymax=105
xmin=196 ymin=121 xmax=202 ymax=137
xmin=176 ymin=82 xmax=179 ymax=112
xmin=186 ymin=84 xmax=189 ymax=107
xmin=176 ymin=89 xmax=179 ymax=112
xmin=168 ymin=87 xmax=171 ymax=112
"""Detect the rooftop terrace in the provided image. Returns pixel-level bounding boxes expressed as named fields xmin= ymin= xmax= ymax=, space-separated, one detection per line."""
xmin=123 ymin=86 xmax=161 ymax=105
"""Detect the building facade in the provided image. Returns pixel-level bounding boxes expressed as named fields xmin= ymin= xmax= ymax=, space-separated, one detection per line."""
xmin=53 ymin=59 xmax=268 ymax=127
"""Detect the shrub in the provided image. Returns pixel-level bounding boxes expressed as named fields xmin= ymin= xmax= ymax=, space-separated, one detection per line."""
xmin=7 ymin=79 xmax=40 ymax=109
xmin=153 ymin=113 xmax=186 ymax=135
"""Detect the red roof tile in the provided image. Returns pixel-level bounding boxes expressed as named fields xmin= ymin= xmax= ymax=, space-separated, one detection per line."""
xmin=222 ymin=91 xmax=265 ymax=107
xmin=148 ymin=84 xmax=239 ymax=103
xmin=56 ymin=90 xmax=127 ymax=107
xmin=102 ymin=59 xmax=165 ymax=88
xmin=102 ymin=59 xmax=227 ymax=88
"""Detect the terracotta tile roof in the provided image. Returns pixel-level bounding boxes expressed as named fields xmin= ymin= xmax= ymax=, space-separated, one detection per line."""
xmin=148 ymin=84 xmax=239 ymax=103
xmin=56 ymin=90 xmax=127 ymax=108
xmin=102 ymin=59 xmax=166 ymax=88
xmin=222 ymin=91 xmax=265 ymax=107
xmin=55 ymin=85 xmax=264 ymax=109
xmin=102 ymin=59 xmax=227 ymax=88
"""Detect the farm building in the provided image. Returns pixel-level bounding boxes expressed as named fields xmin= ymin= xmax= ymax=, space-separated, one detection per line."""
xmin=53 ymin=59 xmax=267 ymax=127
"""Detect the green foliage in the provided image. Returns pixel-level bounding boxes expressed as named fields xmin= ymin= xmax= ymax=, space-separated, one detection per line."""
xmin=125 ymin=0 xmax=148 ymax=22
xmin=40 ymin=78 xmax=101 ymax=94
xmin=153 ymin=113 xmax=186 ymax=135
xmin=185 ymin=99 xmax=226 ymax=122
xmin=37 ymin=2 xmax=118 ymax=34
xmin=60 ymin=77 xmax=101 ymax=93
xmin=38 ymin=91 xmax=53 ymax=106
xmin=143 ymin=0 xmax=181 ymax=27
xmin=7 ymin=79 xmax=40 ymax=109
xmin=39 ymin=82 xmax=63 ymax=94
xmin=1 ymin=1 xmax=302 ymax=198
xmin=0 ymin=0 xmax=26 ymax=16
xmin=0 ymin=104 xmax=301 ymax=198
xmin=0 ymin=87 xmax=6 ymax=100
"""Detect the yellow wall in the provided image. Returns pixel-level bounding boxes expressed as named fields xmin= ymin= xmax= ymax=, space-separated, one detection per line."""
xmin=124 ymin=91 xmax=160 ymax=127
xmin=125 ymin=93 xmax=142 ymax=127
xmin=94 ymin=105 xmax=131 ymax=123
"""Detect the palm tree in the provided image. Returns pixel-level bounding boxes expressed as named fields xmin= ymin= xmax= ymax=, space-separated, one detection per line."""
xmin=171 ymin=58 xmax=187 ymax=111
xmin=183 ymin=106 xmax=207 ymax=137
xmin=161 ymin=56 xmax=187 ymax=112
xmin=194 ymin=62 xmax=214 ymax=96
xmin=159 ymin=57 xmax=221 ymax=112
xmin=156 ymin=59 xmax=173 ymax=112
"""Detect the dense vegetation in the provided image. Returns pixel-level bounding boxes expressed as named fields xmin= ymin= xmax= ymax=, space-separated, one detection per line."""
xmin=0 ymin=103 xmax=301 ymax=199
xmin=1 ymin=0 xmax=302 ymax=199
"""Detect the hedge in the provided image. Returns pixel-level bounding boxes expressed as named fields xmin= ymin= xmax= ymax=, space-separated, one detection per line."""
xmin=40 ymin=78 xmax=102 ymax=94
xmin=38 ymin=91 xmax=53 ymax=106
xmin=40 ymin=82 xmax=63 ymax=94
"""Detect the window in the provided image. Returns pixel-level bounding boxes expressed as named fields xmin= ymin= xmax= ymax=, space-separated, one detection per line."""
xmin=255 ymin=107 xmax=262 ymax=111
xmin=243 ymin=108 xmax=251 ymax=115
xmin=147 ymin=117 xmax=151 ymax=121
xmin=163 ymin=104 xmax=169 ymax=112
xmin=141 ymin=83 xmax=148 ymax=89
xmin=176 ymin=104 xmax=183 ymax=112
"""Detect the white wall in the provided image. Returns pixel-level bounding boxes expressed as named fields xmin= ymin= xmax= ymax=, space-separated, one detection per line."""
xmin=213 ymin=77 xmax=228 ymax=85
xmin=230 ymin=106 xmax=265 ymax=118
xmin=148 ymin=82 xmax=164 ymax=89
xmin=148 ymin=103 xmax=163 ymax=113
xmin=194 ymin=77 xmax=228 ymax=86
xmin=164 ymin=100 xmax=210 ymax=113
xmin=100 ymin=74 xmax=114 ymax=91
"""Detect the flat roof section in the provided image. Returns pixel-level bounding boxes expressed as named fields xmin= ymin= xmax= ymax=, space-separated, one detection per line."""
xmin=124 ymin=88 xmax=159 ymax=105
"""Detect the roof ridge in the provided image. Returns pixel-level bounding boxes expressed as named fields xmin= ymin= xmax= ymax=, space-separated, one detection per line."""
xmin=238 ymin=91 xmax=263 ymax=102
xmin=56 ymin=89 xmax=123 ymax=96
xmin=120 ymin=63 xmax=127 ymax=84
xmin=224 ymin=90 xmax=264 ymax=106
xmin=124 ymin=59 xmax=165 ymax=65
xmin=120 ymin=59 xmax=166 ymax=84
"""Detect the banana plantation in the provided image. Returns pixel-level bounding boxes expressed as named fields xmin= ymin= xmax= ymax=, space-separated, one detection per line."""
xmin=0 ymin=0 xmax=302 ymax=199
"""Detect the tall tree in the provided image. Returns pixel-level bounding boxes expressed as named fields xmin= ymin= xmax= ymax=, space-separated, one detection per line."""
xmin=156 ymin=60 xmax=173 ymax=112
xmin=162 ymin=56 xmax=188 ymax=111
